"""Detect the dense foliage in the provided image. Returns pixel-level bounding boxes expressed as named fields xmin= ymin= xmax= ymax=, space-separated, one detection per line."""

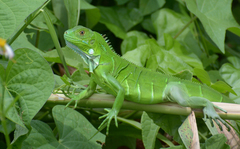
xmin=0 ymin=0 xmax=240 ymax=148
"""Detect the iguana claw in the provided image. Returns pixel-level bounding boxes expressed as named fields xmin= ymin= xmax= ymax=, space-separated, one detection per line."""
xmin=98 ymin=108 xmax=118 ymax=135
xmin=203 ymin=102 xmax=231 ymax=131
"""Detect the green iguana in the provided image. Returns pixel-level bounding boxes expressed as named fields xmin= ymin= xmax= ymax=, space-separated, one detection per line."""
xmin=64 ymin=25 xmax=233 ymax=134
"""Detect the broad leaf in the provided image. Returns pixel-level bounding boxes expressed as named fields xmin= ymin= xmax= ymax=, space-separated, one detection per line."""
xmin=22 ymin=120 xmax=60 ymax=149
xmin=53 ymin=105 xmax=105 ymax=148
xmin=0 ymin=0 xmax=46 ymax=39
xmin=5 ymin=48 xmax=54 ymax=125
xmin=220 ymin=62 xmax=240 ymax=98
xmin=194 ymin=68 xmax=211 ymax=86
xmin=121 ymin=31 xmax=149 ymax=54
xmin=185 ymin=0 xmax=240 ymax=53
xmin=11 ymin=33 xmax=43 ymax=54
xmin=98 ymin=6 xmax=143 ymax=39
xmin=141 ymin=112 xmax=160 ymax=149
xmin=151 ymin=8 xmax=202 ymax=57
xmin=145 ymin=39 xmax=193 ymax=74
xmin=139 ymin=0 xmax=165 ymax=16
xmin=147 ymin=113 xmax=185 ymax=144
xmin=22 ymin=105 xmax=105 ymax=148
xmin=204 ymin=134 xmax=230 ymax=149
xmin=43 ymin=47 xmax=87 ymax=68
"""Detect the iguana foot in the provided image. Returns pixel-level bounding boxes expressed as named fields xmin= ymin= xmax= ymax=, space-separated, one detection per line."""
xmin=203 ymin=102 xmax=230 ymax=131
xmin=65 ymin=94 xmax=80 ymax=109
xmin=65 ymin=89 xmax=88 ymax=109
xmin=98 ymin=108 xmax=118 ymax=135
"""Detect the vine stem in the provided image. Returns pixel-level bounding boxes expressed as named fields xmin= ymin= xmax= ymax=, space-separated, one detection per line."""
xmin=0 ymin=81 xmax=11 ymax=148
xmin=174 ymin=16 xmax=197 ymax=39
xmin=46 ymin=93 xmax=240 ymax=120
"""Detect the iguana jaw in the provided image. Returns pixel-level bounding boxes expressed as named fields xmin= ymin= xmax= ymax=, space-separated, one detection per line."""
xmin=65 ymin=40 xmax=100 ymax=73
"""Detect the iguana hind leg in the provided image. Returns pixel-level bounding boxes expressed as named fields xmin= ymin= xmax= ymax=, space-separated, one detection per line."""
xmin=163 ymin=82 xmax=230 ymax=131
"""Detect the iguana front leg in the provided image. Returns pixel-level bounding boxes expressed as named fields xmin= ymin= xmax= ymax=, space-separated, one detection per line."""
xmin=97 ymin=73 xmax=125 ymax=135
xmin=66 ymin=76 xmax=97 ymax=108
xmin=164 ymin=82 xmax=230 ymax=131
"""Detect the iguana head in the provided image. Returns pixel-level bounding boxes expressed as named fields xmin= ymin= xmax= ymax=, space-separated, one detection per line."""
xmin=64 ymin=26 xmax=109 ymax=72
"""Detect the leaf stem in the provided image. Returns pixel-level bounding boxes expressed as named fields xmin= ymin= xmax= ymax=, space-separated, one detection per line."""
xmin=42 ymin=8 xmax=71 ymax=79
xmin=198 ymin=131 xmax=207 ymax=140
xmin=174 ymin=16 xmax=197 ymax=39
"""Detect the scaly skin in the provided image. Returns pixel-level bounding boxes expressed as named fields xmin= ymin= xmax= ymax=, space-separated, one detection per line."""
xmin=64 ymin=26 xmax=233 ymax=134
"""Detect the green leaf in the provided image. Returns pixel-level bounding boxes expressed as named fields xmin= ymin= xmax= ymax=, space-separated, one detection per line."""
xmin=121 ymin=31 xmax=149 ymax=54
xmin=208 ymin=70 xmax=223 ymax=83
xmin=5 ymin=48 xmax=54 ymax=124
xmin=25 ymin=29 xmax=55 ymax=52
xmin=0 ymin=0 xmax=47 ymax=39
xmin=219 ymin=63 xmax=240 ymax=87
xmin=151 ymin=8 xmax=202 ymax=57
xmin=204 ymin=134 xmax=230 ymax=149
xmin=99 ymin=6 xmax=143 ymax=39
xmin=85 ymin=8 xmax=101 ymax=29
xmin=141 ymin=112 xmax=160 ymax=149
xmin=139 ymin=0 xmax=165 ymax=16
xmin=53 ymin=105 xmax=105 ymax=148
xmin=43 ymin=47 xmax=87 ymax=68
xmin=211 ymin=81 xmax=237 ymax=95
xmin=64 ymin=0 xmax=80 ymax=28
xmin=0 ymin=119 xmax=15 ymax=135
xmin=121 ymin=44 xmax=150 ymax=67
xmin=11 ymin=124 xmax=30 ymax=148
xmin=23 ymin=106 xmax=105 ymax=148
xmin=11 ymin=33 xmax=43 ymax=54
xmin=227 ymin=56 xmax=240 ymax=69
xmin=145 ymin=39 xmax=193 ymax=74
xmin=185 ymin=0 xmax=240 ymax=53
xmin=164 ymin=34 xmax=203 ymax=69
xmin=147 ymin=113 xmax=185 ymax=144
xmin=200 ymin=54 xmax=219 ymax=69
xmin=141 ymin=17 xmax=156 ymax=34
xmin=219 ymin=63 xmax=240 ymax=97
xmin=194 ymin=68 xmax=211 ymax=86
xmin=228 ymin=27 xmax=240 ymax=37
xmin=173 ymin=70 xmax=193 ymax=81
xmin=22 ymin=120 xmax=60 ymax=149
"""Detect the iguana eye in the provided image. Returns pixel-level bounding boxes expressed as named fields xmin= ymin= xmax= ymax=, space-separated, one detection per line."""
xmin=79 ymin=30 xmax=85 ymax=35
xmin=88 ymin=49 xmax=94 ymax=55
